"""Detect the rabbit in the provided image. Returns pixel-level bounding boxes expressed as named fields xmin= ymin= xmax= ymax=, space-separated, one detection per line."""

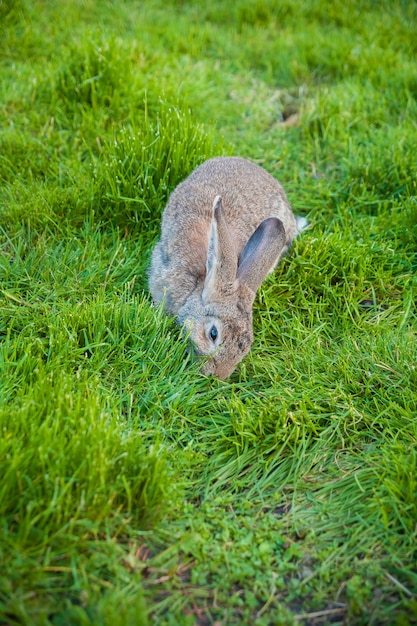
xmin=148 ymin=156 xmax=307 ymax=379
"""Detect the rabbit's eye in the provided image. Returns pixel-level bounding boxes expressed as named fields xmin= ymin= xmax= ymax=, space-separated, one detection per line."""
xmin=209 ymin=325 xmax=218 ymax=342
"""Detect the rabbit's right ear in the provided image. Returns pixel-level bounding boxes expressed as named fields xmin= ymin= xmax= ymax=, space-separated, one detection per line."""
xmin=202 ymin=196 xmax=237 ymax=304
xmin=237 ymin=217 xmax=286 ymax=293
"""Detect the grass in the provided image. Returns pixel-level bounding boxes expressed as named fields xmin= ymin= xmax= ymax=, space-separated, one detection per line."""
xmin=1 ymin=0 xmax=416 ymax=624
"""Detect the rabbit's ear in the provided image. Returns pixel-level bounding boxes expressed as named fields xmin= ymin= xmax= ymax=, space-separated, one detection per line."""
xmin=202 ymin=196 xmax=237 ymax=303
xmin=237 ymin=217 xmax=286 ymax=292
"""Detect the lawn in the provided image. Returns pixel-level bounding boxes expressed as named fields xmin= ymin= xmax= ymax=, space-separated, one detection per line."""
xmin=1 ymin=0 xmax=416 ymax=624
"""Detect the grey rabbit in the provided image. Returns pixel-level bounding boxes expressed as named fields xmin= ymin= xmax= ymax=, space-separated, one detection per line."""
xmin=148 ymin=156 xmax=307 ymax=379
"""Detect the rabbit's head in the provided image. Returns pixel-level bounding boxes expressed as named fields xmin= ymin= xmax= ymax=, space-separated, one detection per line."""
xmin=177 ymin=196 xmax=286 ymax=379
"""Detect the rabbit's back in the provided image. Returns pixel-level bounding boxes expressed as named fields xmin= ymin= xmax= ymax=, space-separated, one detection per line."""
xmin=168 ymin=157 xmax=296 ymax=245
xmin=149 ymin=157 xmax=297 ymax=313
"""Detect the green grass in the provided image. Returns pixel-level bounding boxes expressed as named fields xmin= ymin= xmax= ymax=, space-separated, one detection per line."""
xmin=1 ymin=0 xmax=416 ymax=624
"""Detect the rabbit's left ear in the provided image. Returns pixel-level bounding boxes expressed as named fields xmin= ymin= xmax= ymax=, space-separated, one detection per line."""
xmin=237 ymin=217 xmax=286 ymax=293
xmin=202 ymin=196 xmax=237 ymax=304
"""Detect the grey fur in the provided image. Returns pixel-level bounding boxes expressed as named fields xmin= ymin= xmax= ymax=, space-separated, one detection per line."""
xmin=148 ymin=156 xmax=306 ymax=379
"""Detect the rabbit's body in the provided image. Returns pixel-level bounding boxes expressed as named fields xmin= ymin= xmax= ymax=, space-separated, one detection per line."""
xmin=149 ymin=156 xmax=305 ymax=379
